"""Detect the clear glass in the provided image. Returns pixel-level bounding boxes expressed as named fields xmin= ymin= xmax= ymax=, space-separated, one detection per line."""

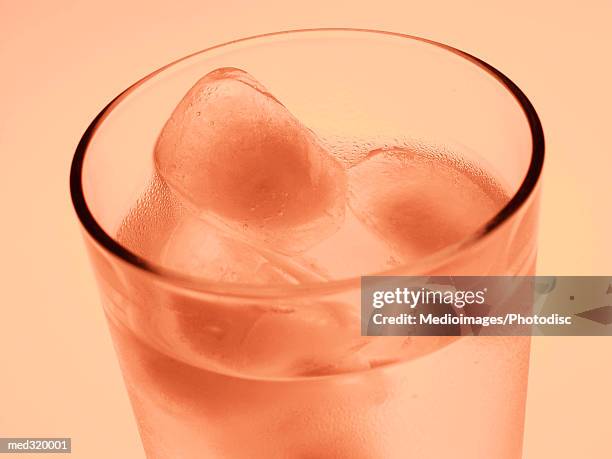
xmin=71 ymin=29 xmax=544 ymax=458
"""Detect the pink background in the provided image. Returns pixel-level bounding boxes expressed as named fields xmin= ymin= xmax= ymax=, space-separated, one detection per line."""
xmin=1 ymin=1 xmax=611 ymax=457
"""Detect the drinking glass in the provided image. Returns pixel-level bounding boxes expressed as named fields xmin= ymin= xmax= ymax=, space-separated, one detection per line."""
xmin=71 ymin=29 xmax=544 ymax=458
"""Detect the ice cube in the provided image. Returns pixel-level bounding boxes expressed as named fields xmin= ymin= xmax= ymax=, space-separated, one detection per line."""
xmin=160 ymin=213 xmax=299 ymax=284
xmin=232 ymin=299 xmax=366 ymax=377
xmin=152 ymin=213 xmax=366 ymax=377
xmin=347 ymin=147 xmax=506 ymax=261
xmin=133 ymin=285 xmax=366 ymax=378
xmin=155 ymin=67 xmax=347 ymax=254
xmin=297 ymin=209 xmax=402 ymax=279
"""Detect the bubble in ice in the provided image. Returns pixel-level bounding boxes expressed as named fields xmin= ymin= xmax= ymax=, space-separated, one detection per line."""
xmin=155 ymin=67 xmax=347 ymax=254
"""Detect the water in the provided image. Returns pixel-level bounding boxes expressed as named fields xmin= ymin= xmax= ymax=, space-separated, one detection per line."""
xmin=106 ymin=312 xmax=528 ymax=459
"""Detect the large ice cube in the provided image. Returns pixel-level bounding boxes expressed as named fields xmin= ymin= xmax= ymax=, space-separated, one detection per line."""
xmin=347 ymin=147 xmax=506 ymax=260
xmin=155 ymin=67 xmax=347 ymax=254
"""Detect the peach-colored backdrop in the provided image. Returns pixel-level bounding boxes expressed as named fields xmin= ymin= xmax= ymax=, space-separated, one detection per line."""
xmin=1 ymin=1 xmax=610 ymax=458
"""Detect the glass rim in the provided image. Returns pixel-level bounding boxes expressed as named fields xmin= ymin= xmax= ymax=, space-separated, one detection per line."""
xmin=70 ymin=28 xmax=545 ymax=298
